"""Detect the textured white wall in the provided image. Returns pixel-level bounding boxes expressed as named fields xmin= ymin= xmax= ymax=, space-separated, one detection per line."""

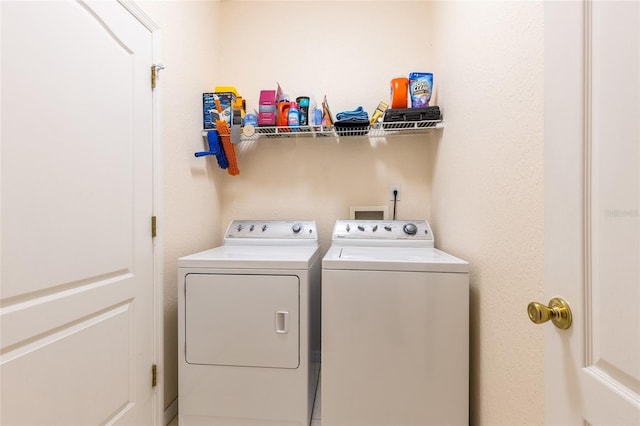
xmin=429 ymin=2 xmax=545 ymax=424
xmin=222 ymin=135 xmax=438 ymax=252
xmin=138 ymin=0 xmax=224 ymax=410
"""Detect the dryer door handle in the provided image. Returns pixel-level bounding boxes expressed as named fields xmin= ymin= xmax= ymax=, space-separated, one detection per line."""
xmin=275 ymin=311 xmax=289 ymax=334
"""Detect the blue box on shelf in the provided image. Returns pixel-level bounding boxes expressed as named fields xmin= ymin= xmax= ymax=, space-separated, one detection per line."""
xmin=203 ymin=92 xmax=237 ymax=130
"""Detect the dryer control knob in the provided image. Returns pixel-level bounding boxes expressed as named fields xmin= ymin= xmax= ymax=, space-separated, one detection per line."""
xmin=403 ymin=223 xmax=418 ymax=235
xmin=292 ymin=223 xmax=302 ymax=234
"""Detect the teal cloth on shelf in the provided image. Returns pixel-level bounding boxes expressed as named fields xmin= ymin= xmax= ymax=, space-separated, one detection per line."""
xmin=336 ymin=106 xmax=369 ymax=122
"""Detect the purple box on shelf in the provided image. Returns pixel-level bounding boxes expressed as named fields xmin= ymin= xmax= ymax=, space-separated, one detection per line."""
xmin=258 ymin=90 xmax=277 ymax=126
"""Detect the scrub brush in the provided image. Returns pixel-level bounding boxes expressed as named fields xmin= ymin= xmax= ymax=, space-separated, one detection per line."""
xmin=214 ymin=96 xmax=240 ymax=176
xmin=194 ymin=130 xmax=229 ymax=170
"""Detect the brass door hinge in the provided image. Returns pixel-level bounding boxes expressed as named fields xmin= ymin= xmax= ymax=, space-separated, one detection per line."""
xmin=151 ymin=216 xmax=157 ymax=238
xmin=151 ymin=64 xmax=164 ymax=89
xmin=152 ymin=364 xmax=158 ymax=387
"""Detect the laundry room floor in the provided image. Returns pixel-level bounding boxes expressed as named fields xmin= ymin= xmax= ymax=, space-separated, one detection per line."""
xmin=169 ymin=379 xmax=322 ymax=426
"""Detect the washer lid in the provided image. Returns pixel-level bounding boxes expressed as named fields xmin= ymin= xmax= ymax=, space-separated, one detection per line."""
xmin=179 ymin=245 xmax=319 ymax=270
xmin=322 ymin=246 xmax=469 ymax=273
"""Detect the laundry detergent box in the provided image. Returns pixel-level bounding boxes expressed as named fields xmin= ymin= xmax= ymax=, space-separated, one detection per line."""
xmin=202 ymin=93 xmax=217 ymax=129
xmin=258 ymin=90 xmax=277 ymax=126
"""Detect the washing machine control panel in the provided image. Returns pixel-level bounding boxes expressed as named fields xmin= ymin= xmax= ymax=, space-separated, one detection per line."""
xmin=225 ymin=220 xmax=317 ymax=243
xmin=332 ymin=220 xmax=434 ymax=246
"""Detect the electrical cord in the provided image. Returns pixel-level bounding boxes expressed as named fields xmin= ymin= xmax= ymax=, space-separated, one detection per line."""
xmin=393 ymin=189 xmax=398 ymax=220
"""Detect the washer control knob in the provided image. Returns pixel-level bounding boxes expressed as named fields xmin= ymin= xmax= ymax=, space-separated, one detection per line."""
xmin=346 ymin=224 xmax=351 ymax=232
xmin=292 ymin=223 xmax=302 ymax=234
xmin=403 ymin=223 xmax=418 ymax=235
xmin=357 ymin=225 xmax=365 ymax=232
xmin=384 ymin=225 xmax=392 ymax=231
xmin=372 ymin=225 xmax=378 ymax=232
xmin=236 ymin=224 xmax=243 ymax=231
xmin=250 ymin=225 xmax=255 ymax=232
xmin=262 ymin=224 xmax=268 ymax=232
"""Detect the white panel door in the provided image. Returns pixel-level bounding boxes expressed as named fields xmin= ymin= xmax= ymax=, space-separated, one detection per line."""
xmin=185 ymin=274 xmax=300 ymax=368
xmin=544 ymin=1 xmax=640 ymax=424
xmin=1 ymin=1 xmax=158 ymax=424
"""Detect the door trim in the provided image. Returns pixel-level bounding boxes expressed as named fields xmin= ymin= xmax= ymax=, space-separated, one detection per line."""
xmin=582 ymin=0 xmax=594 ymax=369
xmin=115 ymin=1 xmax=163 ymax=424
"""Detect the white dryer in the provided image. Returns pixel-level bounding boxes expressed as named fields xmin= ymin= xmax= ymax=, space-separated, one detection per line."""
xmin=178 ymin=220 xmax=321 ymax=426
xmin=321 ymin=219 xmax=469 ymax=426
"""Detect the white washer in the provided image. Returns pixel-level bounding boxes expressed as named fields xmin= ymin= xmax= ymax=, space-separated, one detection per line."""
xmin=178 ymin=220 xmax=321 ymax=426
xmin=321 ymin=219 xmax=469 ymax=426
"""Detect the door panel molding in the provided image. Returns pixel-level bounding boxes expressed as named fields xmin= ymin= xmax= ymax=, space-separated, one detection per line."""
xmin=1 ymin=303 xmax=134 ymax=424
xmin=582 ymin=0 xmax=594 ymax=370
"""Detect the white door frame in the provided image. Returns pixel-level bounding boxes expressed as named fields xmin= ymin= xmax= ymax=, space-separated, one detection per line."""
xmin=118 ymin=1 xmax=164 ymax=424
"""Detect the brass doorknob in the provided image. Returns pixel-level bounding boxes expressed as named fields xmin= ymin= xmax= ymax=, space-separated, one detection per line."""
xmin=527 ymin=297 xmax=572 ymax=329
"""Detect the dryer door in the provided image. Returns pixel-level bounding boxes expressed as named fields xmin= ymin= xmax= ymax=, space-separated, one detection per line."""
xmin=185 ymin=273 xmax=300 ymax=368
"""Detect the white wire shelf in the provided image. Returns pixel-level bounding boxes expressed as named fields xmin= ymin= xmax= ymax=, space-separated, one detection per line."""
xmin=201 ymin=119 xmax=444 ymax=142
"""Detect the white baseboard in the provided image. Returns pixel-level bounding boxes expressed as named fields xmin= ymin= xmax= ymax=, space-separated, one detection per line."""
xmin=164 ymin=398 xmax=178 ymax=425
